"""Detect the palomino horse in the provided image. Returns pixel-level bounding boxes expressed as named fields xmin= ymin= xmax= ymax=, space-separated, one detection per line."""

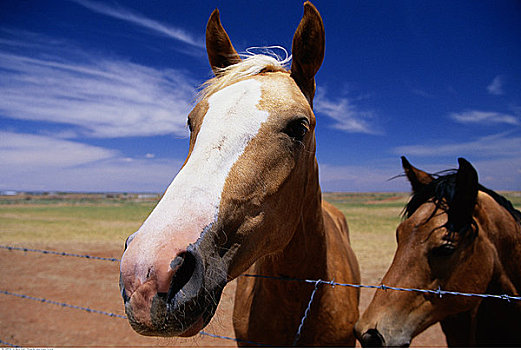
xmin=355 ymin=157 xmax=521 ymax=347
xmin=119 ymin=2 xmax=360 ymax=346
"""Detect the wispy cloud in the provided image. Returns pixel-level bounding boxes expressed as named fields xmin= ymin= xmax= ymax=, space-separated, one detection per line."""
xmin=449 ymin=110 xmax=519 ymax=126
xmin=69 ymin=0 xmax=205 ymax=49
xmin=314 ymin=90 xmax=381 ymax=134
xmin=411 ymin=88 xmax=436 ymax=98
xmin=0 ymin=32 xmax=196 ymax=138
xmin=393 ymin=133 xmax=521 ymax=159
xmin=0 ymin=131 xmax=116 ymax=168
xmin=0 ymin=131 xmax=183 ymax=192
xmin=487 ymin=75 xmax=504 ymax=95
xmin=319 ymin=162 xmax=408 ymax=192
xmin=319 ymin=154 xmax=521 ymax=192
xmin=471 ymin=158 xmax=521 ymax=190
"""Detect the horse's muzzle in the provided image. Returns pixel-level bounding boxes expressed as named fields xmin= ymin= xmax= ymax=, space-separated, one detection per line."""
xmin=120 ymin=247 xmax=226 ymax=337
xmin=356 ymin=327 xmax=411 ymax=348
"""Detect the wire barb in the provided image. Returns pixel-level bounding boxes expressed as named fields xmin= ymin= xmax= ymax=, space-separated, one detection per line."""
xmin=0 ymin=338 xmax=21 ymax=348
xmin=3 ymin=245 xmax=519 ymax=301
xmin=0 ymin=288 xmax=265 ymax=347
xmin=293 ymin=279 xmax=322 ymax=346
xmin=2 ymin=243 xmax=521 ymax=348
xmin=0 ymin=245 xmax=121 ymax=262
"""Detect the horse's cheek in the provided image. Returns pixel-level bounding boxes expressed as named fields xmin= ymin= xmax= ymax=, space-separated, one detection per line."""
xmin=460 ymin=238 xmax=495 ymax=293
xmin=439 ymin=239 xmax=495 ymax=312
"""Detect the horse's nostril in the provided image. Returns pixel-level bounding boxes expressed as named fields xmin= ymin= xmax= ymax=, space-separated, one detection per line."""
xmin=167 ymin=251 xmax=197 ymax=302
xmin=361 ymin=329 xmax=385 ymax=347
xmin=121 ymin=286 xmax=130 ymax=303
xmin=119 ymin=272 xmax=130 ymax=303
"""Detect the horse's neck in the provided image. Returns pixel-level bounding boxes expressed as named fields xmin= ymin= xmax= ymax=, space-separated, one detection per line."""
xmin=258 ymin=162 xmax=327 ymax=279
xmin=478 ymin=193 xmax=521 ymax=293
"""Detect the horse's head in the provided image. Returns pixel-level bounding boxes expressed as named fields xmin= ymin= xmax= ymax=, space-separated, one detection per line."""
xmin=119 ymin=2 xmax=325 ymax=337
xmin=355 ymin=157 xmax=495 ymax=347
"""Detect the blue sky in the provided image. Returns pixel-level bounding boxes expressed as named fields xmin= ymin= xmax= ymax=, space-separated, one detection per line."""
xmin=1 ymin=0 xmax=520 ymax=192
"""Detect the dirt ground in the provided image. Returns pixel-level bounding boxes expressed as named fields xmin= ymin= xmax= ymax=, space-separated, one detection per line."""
xmin=0 ymin=241 xmax=446 ymax=347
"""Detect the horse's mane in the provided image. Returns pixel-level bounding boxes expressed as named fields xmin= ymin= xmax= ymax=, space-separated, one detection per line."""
xmin=403 ymin=171 xmax=521 ymax=226
xmin=198 ymin=52 xmax=291 ymax=102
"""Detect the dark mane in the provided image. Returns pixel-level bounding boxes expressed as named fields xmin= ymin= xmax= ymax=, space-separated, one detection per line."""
xmin=403 ymin=171 xmax=521 ymax=225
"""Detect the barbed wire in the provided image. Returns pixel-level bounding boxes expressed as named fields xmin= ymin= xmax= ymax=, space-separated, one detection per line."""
xmin=0 ymin=289 xmax=127 ymax=319
xmin=2 ymin=244 xmax=520 ymax=302
xmin=293 ymin=279 xmax=322 ymax=346
xmin=2 ymin=243 xmax=521 ymax=348
xmin=0 ymin=245 xmax=120 ymax=262
xmin=0 ymin=288 xmax=266 ymax=347
xmin=0 ymin=338 xmax=21 ymax=348
xmin=240 ymin=274 xmax=521 ymax=302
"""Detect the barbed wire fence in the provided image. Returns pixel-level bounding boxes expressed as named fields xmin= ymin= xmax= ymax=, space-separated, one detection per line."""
xmin=0 ymin=289 xmax=265 ymax=347
xmin=1 ymin=244 xmax=520 ymax=347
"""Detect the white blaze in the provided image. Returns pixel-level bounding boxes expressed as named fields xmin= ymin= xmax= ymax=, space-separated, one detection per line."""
xmin=125 ymin=79 xmax=268 ymax=275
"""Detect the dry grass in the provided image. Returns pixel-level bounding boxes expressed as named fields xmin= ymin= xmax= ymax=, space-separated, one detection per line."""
xmin=323 ymin=191 xmax=521 ymax=285
xmin=323 ymin=193 xmax=408 ymax=284
xmin=1 ymin=192 xmax=519 ymax=347
xmin=2 ymin=191 xmax=519 ymax=280
xmin=0 ymin=200 xmax=154 ymax=245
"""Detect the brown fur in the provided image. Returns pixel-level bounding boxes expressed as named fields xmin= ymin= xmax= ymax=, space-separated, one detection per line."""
xmin=207 ymin=71 xmax=361 ymax=346
xmin=355 ymin=158 xmax=521 ymax=347
xmin=206 ymin=9 xmax=241 ymax=73
xmin=206 ymin=3 xmax=360 ymax=346
xmin=225 ymin=77 xmax=361 ymax=344
xmin=119 ymin=2 xmax=360 ymax=345
xmin=290 ymin=1 xmax=325 ymax=107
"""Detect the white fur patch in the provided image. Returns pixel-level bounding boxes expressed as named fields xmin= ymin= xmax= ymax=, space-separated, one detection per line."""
xmin=124 ymin=79 xmax=268 ymax=277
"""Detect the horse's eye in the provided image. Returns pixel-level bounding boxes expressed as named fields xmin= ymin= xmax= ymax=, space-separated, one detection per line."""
xmin=187 ymin=118 xmax=193 ymax=132
xmin=431 ymin=243 xmax=456 ymax=257
xmin=284 ymin=118 xmax=309 ymax=141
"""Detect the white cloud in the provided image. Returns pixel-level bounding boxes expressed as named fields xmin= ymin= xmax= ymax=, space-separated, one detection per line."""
xmin=392 ymin=133 xmax=521 ymax=189
xmin=314 ymin=90 xmax=381 ymax=134
xmin=471 ymin=158 xmax=521 ymax=190
xmin=0 ymin=131 xmax=116 ymax=167
xmin=0 ymin=132 xmax=183 ymax=192
xmin=411 ymin=88 xmax=435 ymax=98
xmin=2 ymin=130 xmax=518 ymax=193
xmin=69 ymin=0 xmax=205 ymax=49
xmin=319 ymin=162 xmax=409 ymax=192
xmin=0 ymin=34 xmax=196 ymax=138
xmin=449 ymin=110 xmax=519 ymax=126
xmin=487 ymin=75 xmax=504 ymax=95
xmin=393 ymin=133 xmax=521 ymax=158
xmin=319 ymin=153 xmax=521 ymax=192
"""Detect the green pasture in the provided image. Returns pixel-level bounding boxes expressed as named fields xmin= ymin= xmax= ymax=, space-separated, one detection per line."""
xmin=1 ymin=192 xmax=519 ymax=284
xmin=324 ymin=192 xmax=408 ymax=283
xmin=0 ymin=200 xmax=155 ymax=244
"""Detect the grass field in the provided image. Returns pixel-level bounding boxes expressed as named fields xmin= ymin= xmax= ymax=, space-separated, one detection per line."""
xmin=2 ymin=191 xmax=520 ymax=279
xmin=324 ymin=192 xmax=410 ymax=284
xmin=326 ymin=191 xmax=521 ymax=284
xmin=1 ymin=191 xmax=520 ymax=347
xmin=0 ymin=194 xmax=156 ymax=245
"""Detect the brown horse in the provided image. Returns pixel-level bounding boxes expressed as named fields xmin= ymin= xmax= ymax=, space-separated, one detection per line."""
xmin=119 ymin=2 xmax=360 ymax=346
xmin=355 ymin=157 xmax=521 ymax=347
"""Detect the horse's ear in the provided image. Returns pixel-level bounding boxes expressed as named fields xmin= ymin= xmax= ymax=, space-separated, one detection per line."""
xmin=448 ymin=158 xmax=479 ymax=232
xmin=401 ymin=156 xmax=434 ymax=193
xmin=290 ymin=1 xmax=325 ymax=108
xmin=206 ymin=9 xmax=241 ymax=74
